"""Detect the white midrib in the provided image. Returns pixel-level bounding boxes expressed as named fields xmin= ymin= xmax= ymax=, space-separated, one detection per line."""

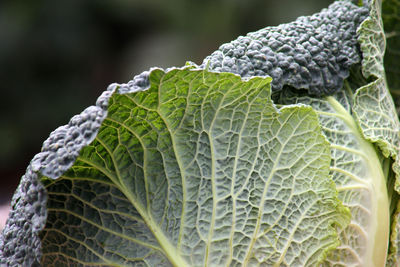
xmin=97 ymin=134 xmax=190 ymax=266
xmin=121 ymin=189 xmax=190 ymax=267
xmin=326 ymin=96 xmax=389 ymax=267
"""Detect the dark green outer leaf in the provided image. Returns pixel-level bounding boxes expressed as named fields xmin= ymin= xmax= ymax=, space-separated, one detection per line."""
xmin=0 ymin=87 xmax=114 ymax=266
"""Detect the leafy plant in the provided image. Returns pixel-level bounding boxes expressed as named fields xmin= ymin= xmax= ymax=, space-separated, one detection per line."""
xmin=1 ymin=0 xmax=400 ymax=266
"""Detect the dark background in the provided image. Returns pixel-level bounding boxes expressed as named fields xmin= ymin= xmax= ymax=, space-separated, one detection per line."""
xmin=0 ymin=0 xmax=332 ymax=206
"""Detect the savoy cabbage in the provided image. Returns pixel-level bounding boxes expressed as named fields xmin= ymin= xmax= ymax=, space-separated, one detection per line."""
xmin=1 ymin=0 xmax=400 ymax=266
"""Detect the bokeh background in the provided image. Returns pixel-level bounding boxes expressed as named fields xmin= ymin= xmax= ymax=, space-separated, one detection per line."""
xmin=0 ymin=0 xmax=332 ymax=228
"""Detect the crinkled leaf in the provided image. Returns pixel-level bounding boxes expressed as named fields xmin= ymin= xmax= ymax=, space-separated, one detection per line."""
xmin=202 ymin=1 xmax=368 ymax=96
xmin=39 ymin=68 xmax=349 ymax=266
xmin=357 ymin=1 xmax=400 ymax=264
xmin=353 ymin=77 xmax=400 ymax=159
xmin=272 ymin=2 xmax=400 ymax=265
xmin=357 ymin=0 xmax=386 ymax=79
xmin=3 ymin=1 xmax=400 ymax=266
xmin=278 ymin=87 xmax=390 ymax=266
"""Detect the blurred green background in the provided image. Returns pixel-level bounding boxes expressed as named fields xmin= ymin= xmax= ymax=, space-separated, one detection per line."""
xmin=0 ymin=0 xmax=332 ymax=203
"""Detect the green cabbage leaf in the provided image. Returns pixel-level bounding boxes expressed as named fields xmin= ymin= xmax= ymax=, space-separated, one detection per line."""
xmin=2 ymin=0 xmax=400 ymax=266
xmin=39 ymin=69 xmax=349 ymax=266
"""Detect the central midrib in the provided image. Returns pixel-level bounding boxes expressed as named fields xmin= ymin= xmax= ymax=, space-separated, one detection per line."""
xmin=325 ymin=96 xmax=389 ymax=266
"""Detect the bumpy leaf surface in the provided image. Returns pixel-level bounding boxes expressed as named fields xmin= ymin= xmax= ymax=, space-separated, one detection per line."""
xmin=2 ymin=1 xmax=400 ymax=266
xmin=38 ymin=68 xmax=348 ymax=266
xmin=358 ymin=1 xmax=400 ymax=265
xmin=202 ymin=1 xmax=368 ymax=96
xmin=0 ymin=86 xmax=113 ymax=266
xmin=278 ymin=86 xmax=390 ymax=266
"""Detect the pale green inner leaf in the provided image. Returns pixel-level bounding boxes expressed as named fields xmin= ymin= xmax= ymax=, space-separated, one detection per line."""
xmin=278 ymin=87 xmax=389 ymax=266
xmin=40 ymin=69 xmax=348 ymax=266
